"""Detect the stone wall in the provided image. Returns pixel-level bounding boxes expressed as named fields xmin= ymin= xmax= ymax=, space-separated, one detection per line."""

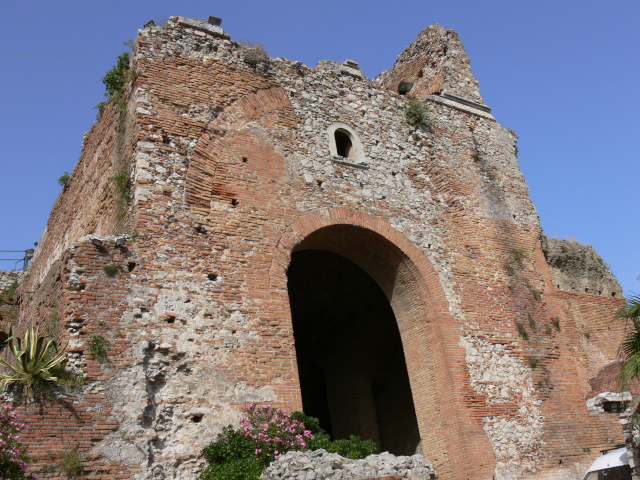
xmin=5 ymin=16 xmax=629 ymax=480
xmin=541 ymin=235 xmax=621 ymax=297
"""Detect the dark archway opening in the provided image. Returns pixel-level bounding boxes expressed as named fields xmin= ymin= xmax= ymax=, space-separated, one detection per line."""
xmin=287 ymin=249 xmax=420 ymax=455
xmin=334 ymin=130 xmax=354 ymax=159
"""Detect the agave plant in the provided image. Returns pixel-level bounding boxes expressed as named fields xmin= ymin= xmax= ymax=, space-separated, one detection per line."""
xmin=0 ymin=324 xmax=67 ymax=397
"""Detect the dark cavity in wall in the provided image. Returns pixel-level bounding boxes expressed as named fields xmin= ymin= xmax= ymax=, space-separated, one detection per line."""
xmin=334 ymin=130 xmax=354 ymax=159
xmin=287 ymin=249 xmax=420 ymax=455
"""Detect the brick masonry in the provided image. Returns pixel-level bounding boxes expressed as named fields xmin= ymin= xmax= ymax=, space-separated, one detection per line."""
xmin=1 ymin=16 xmax=630 ymax=480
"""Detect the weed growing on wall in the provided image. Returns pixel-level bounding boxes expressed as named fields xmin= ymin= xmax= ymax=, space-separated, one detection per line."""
xmin=57 ymin=171 xmax=71 ymax=188
xmin=103 ymin=263 xmax=123 ymax=277
xmin=96 ymin=50 xmax=131 ymax=119
xmin=107 ymin=169 xmax=131 ymax=218
xmin=2 ymin=281 xmax=19 ymax=304
xmin=404 ymin=100 xmax=429 ymax=128
xmin=239 ymin=39 xmax=269 ymax=70
xmin=88 ymin=335 xmax=110 ymax=361
xmin=551 ymin=317 xmax=561 ymax=331
xmin=0 ymin=405 xmax=37 ymax=479
xmin=57 ymin=447 xmax=84 ymax=477
xmin=515 ymin=321 xmax=529 ymax=341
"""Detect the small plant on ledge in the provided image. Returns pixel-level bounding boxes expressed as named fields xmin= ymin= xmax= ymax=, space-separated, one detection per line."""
xmin=404 ymin=100 xmax=429 ymax=128
xmin=57 ymin=171 xmax=71 ymax=188
xmin=107 ymin=169 xmax=131 ymax=218
xmin=88 ymin=334 xmax=110 ymax=361
xmin=103 ymin=263 xmax=123 ymax=277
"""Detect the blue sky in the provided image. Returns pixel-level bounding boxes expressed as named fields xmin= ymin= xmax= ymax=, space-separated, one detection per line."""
xmin=0 ymin=1 xmax=638 ymax=295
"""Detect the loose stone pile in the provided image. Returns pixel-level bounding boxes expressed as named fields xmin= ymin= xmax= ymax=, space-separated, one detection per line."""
xmin=260 ymin=450 xmax=437 ymax=480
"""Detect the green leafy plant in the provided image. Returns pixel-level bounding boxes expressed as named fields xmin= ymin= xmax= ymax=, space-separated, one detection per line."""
xmin=515 ymin=321 xmax=529 ymax=341
xmin=404 ymin=100 xmax=429 ymax=128
xmin=57 ymin=172 xmax=71 ymax=187
xmin=103 ymin=263 xmax=123 ymax=277
xmin=527 ymin=356 xmax=539 ymax=368
xmin=58 ymin=446 xmax=84 ymax=477
xmin=107 ymin=169 xmax=131 ymax=218
xmin=88 ymin=335 xmax=110 ymax=361
xmin=3 ymin=281 xmax=19 ymax=304
xmin=471 ymin=153 xmax=481 ymax=162
xmin=584 ymin=331 xmax=591 ymax=339
xmin=616 ymin=294 xmax=640 ymax=398
xmin=510 ymin=248 xmax=526 ymax=262
xmin=527 ymin=284 xmax=542 ymax=301
xmin=504 ymin=262 xmax=515 ymax=276
xmin=96 ymin=50 xmax=130 ymax=119
xmin=527 ymin=313 xmax=537 ymax=330
xmin=0 ymin=324 xmax=67 ymax=398
xmin=551 ymin=317 xmax=561 ymax=331
xmin=200 ymin=404 xmax=377 ymax=480
xmin=545 ymin=326 xmax=553 ymax=335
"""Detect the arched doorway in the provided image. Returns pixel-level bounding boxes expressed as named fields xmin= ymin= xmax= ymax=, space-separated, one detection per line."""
xmin=288 ymin=249 xmax=420 ymax=455
xmin=271 ymin=209 xmax=497 ymax=479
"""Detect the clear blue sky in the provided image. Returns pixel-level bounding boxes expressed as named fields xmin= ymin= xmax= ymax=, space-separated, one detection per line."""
xmin=0 ymin=1 xmax=638 ymax=295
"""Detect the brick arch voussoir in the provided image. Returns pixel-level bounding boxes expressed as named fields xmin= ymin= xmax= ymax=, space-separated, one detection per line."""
xmin=270 ymin=208 xmax=444 ymax=306
xmin=185 ymin=87 xmax=295 ymax=211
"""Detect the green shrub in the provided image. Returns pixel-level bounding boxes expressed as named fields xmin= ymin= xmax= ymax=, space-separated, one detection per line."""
xmin=57 ymin=172 xmax=71 ymax=187
xmin=515 ymin=321 xmax=529 ymax=341
xmin=200 ymin=457 xmax=264 ymax=480
xmin=88 ymin=335 xmax=110 ymax=361
xmin=95 ymin=50 xmax=131 ymax=119
xmin=504 ymin=262 xmax=515 ymax=276
xmin=3 ymin=281 xmax=19 ymax=303
xmin=551 ymin=317 xmax=561 ymax=331
xmin=58 ymin=447 xmax=83 ymax=477
xmin=103 ymin=263 xmax=122 ymax=277
xmin=200 ymin=404 xmax=377 ymax=480
xmin=510 ymin=248 xmax=526 ymax=262
xmin=107 ymin=169 xmax=131 ymax=218
xmin=404 ymin=100 xmax=429 ymax=128
xmin=527 ymin=313 xmax=537 ymax=330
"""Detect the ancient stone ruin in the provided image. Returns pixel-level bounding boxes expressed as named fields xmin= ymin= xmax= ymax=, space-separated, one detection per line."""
xmin=1 ymin=15 xmax=630 ymax=480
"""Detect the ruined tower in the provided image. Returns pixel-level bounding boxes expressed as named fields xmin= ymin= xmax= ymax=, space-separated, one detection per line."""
xmin=6 ymin=16 xmax=628 ymax=480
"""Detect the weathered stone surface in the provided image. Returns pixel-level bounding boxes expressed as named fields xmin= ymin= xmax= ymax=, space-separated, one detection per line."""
xmin=261 ymin=450 xmax=436 ymax=480
xmin=541 ymin=234 xmax=622 ymax=297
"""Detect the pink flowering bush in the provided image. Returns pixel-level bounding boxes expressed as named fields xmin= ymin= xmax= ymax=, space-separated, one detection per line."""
xmin=200 ymin=403 xmax=376 ymax=480
xmin=239 ymin=403 xmax=312 ymax=462
xmin=0 ymin=404 xmax=37 ymax=479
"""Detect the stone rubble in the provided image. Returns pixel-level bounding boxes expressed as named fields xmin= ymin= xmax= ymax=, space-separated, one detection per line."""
xmin=260 ymin=450 xmax=437 ymax=480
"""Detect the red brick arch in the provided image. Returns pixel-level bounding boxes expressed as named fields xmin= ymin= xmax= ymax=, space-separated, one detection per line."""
xmin=185 ymin=86 xmax=296 ymax=212
xmin=269 ymin=207 xmax=495 ymax=480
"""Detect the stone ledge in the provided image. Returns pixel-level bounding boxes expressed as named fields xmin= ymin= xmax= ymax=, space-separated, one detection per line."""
xmin=427 ymin=93 xmax=496 ymax=121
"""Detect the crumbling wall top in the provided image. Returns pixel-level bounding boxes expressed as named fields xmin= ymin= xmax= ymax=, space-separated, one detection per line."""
xmin=541 ymin=235 xmax=622 ymax=296
xmin=374 ymin=24 xmax=485 ymax=105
